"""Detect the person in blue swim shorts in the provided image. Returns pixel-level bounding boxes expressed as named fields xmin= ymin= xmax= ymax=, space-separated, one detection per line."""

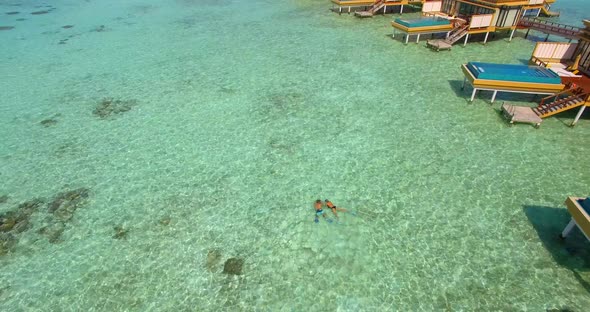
xmin=314 ymin=199 xmax=332 ymax=223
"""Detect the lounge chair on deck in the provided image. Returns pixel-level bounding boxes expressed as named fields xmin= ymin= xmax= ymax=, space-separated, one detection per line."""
xmin=561 ymin=196 xmax=590 ymax=241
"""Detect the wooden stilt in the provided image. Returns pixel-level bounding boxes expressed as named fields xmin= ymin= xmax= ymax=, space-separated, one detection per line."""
xmin=383 ymin=5 xmax=386 ymax=14
xmin=491 ymin=90 xmax=498 ymax=103
xmin=405 ymin=35 xmax=409 ymax=44
xmin=348 ymin=6 xmax=351 ymax=14
xmin=470 ymin=88 xmax=477 ymax=102
xmin=571 ymin=105 xmax=587 ymax=126
xmin=545 ymin=33 xmax=550 ymax=42
xmin=464 ymin=33 xmax=469 ymax=46
xmin=400 ymin=5 xmax=403 ymax=14
xmin=524 ymin=28 xmax=529 ymax=39
xmin=416 ymin=34 xmax=420 ymax=43
xmin=483 ymin=32 xmax=489 ymax=44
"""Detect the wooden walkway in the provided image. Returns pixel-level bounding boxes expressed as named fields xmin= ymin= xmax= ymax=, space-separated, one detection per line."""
xmin=519 ymin=17 xmax=581 ymax=40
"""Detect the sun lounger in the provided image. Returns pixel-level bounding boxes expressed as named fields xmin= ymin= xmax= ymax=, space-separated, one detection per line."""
xmin=561 ymin=196 xmax=590 ymax=241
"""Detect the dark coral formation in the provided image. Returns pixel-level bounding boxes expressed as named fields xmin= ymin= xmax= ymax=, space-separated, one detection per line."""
xmin=223 ymin=257 xmax=244 ymax=275
xmin=93 ymin=25 xmax=106 ymax=32
xmin=113 ymin=225 xmax=128 ymax=240
xmin=62 ymin=25 xmax=74 ymax=29
xmin=0 ymin=233 xmax=17 ymax=256
xmin=0 ymin=188 xmax=91 ymax=252
xmin=31 ymin=10 xmax=50 ymax=15
xmin=158 ymin=216 xmax=171 ymax=226
xmin=5 ymin=12 xmax=20 ymax=15
xmin=36 ymin=188 xmax=90 ymax=243
xmin=93 ymin=98 xmax=137 ymax=119
xmin=48 ymin=188 xmax=89 ymax=222
xmin=0 ymin=199 xmax=44 ymax=234
xmin=16 ymin=18 xmax=25 ymax=22
xmin=37 ymin=222 xmax=65 ymax=243
xmin=0 ymin=199 xmax=44 ymax=255
xmin=0 ymin=26 xmax=15 ymax=31
xmin=206 ymin=249 xmax=222 ymax=272
xmin=40 ymin=118 xmax=58 ymax=127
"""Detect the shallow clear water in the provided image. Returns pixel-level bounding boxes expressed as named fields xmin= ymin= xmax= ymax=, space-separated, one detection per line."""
xmin=1 ymin=0 xmax=590 ymax=310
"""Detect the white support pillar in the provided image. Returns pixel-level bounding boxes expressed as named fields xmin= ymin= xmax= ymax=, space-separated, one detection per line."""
xmin=491 ymin=90 xmax=498 ymax=103
xmin=392 ymin=30 xmax=395 ymax=39
xmin=405 ymin=34 xmax=409 ymax=44
xmin=536 ymin=8 xmax=541 ymax=17
xmin=416 ymin=34 xmax=420 ymax=43
xmin=509 ymin=28 xmax=516 ymax=41
xmin=339 ymin=7 xmax=342 ymax=14
xmin=571 ymin=105 xmax=587 ymax=126
xmin=561 ymin=218 xmax=577 ymax=238
xmin=383 ymin=5 xmax=386 ymax=14
xmin=463 ymin=33 xmax=469 ymax=46
xmin=470 ymin=88 xmax=477 ymax=102
xmin=483 ymin=32 xmax=489 ymax=44
xmin=348 ymin=6 xmax=351 ymax=14
xmin=400 ymin=5 xmax=404 ymax=14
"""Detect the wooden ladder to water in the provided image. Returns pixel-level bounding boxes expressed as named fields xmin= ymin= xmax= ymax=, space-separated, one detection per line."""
xmin=533 ymin=88 xmax=588 ymax=118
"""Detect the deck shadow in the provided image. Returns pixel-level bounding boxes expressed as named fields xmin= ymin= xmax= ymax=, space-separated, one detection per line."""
xmin=448 ymin=80 xmax=549 ymax=104
xmin=447 ymin=80 xmax=539 ymax=103
xmin=389 ymin=34 xmax=435 ymax=45
xmin=523 ymin=205 xmax=590 ymax=273
xmin=553 ymin=108 xmax=590 ymax=126
xmin=448 ymin=80 xmax=470 ymax=101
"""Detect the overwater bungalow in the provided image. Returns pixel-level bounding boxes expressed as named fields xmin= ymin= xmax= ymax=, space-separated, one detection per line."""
xmin=330 ymin=0 xmax=426 ymax=16
xmin=481 ymin=20 xmax=590 ymax=127
xmin=332 ymin=1 xmax=567 ymax=48
xmin=391 ymin=0 xmax=567 ymax=48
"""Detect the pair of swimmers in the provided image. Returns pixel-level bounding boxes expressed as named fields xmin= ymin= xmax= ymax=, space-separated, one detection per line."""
xmin=314 ymin=199 xmax=347 ymax=223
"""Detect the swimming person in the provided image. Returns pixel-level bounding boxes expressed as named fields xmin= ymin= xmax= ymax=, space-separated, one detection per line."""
xmin=325 ymin=199 xmax=347 ymax=219
xmin=314 ymin=199 xmax=330 ymax=223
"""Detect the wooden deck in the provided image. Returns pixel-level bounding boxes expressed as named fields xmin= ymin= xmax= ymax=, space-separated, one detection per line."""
xmin=501 ymin=103 xmax=543 ymax=127
xmin=354 ymin=11 xmax=374 ymax=18
xmin=561 ymin=74 xmax=590 ymax=94
xmin=426 ymin=40 xmax=452 ymax=51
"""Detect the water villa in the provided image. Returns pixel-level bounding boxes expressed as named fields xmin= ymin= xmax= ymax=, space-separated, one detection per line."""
xmin=497 ymin=20 xmax=590 ymax=127
xmin=330 ymin=0 xmax=426 ymax=16
xmin=333 ymin=1 xmax=568 ymax=48
xmin=331 ymin=1 xmax=590 ymax=126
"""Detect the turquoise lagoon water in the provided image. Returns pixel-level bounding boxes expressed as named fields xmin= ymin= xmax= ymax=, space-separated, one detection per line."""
xmin=1 ymin=0 xmax=590 ymax=310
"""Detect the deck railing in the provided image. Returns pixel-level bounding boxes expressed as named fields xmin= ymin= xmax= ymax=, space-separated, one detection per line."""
xmin=530 ymin=56 xmax=549 ymax=67
xmin=519 ymin=17 xmax=581 ymax=38
xmin=538 ymin=87 xmax=586 ymax=107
